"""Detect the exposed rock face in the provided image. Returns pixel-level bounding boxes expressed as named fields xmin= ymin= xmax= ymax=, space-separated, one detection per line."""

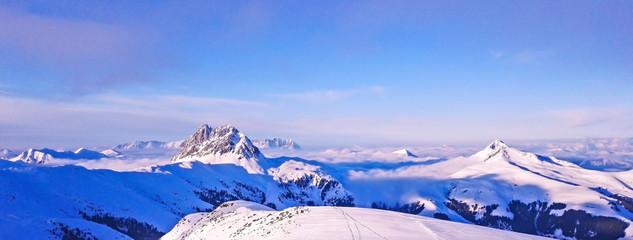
xmin=173 ymin=124 xmax=213 ymax=159
xmin=268 ymin=160 xmax=355 ymax=207
xmin=371 ymin=201 xmax=425 ymax=214
xmin=171 ymin=124 xmax=265 ymax=174
xmin=445 ymin=199 xmax=628 ymax=240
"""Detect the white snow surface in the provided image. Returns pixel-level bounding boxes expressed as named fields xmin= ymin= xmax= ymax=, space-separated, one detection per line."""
xmin=162 ymin=200 xmax=548 ymax=240
xmin=267 ymin=160 xmax=329 ymax=183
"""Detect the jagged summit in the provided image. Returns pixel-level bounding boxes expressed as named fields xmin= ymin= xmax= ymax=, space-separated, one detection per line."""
xmin=174 ymin=124 xmax=213 ymax=158
xmin=474 ymin=139 xmax=510 ymax=161
xmin=171 ymin=124 xmax=264 ymax=174
xmin=488 ymin=139 xmax=508 ymax=150
xmin=186 ymin=124 xmax=213 ymax=146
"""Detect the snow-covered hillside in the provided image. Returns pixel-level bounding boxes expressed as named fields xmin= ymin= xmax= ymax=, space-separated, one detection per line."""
xmin=0 ymin=159 xmax=353 ymax=239
xmin=2 ymin=124 xmax=633 ymax=240
xmin=344 ymin=140 xmax=632 ymax=239
xmin=163 ymin=200 xmax=548 ymax=240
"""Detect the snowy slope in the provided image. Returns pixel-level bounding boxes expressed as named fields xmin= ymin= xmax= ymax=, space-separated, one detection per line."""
xmin=0 ymin=151 xmax=353 ymax=239
xmin=163 ymin=200 xmax=548 ymax=240
xmin=344 ymin=140 xmax=633 ymax=239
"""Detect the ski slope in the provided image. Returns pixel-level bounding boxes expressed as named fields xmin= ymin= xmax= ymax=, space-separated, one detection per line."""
xmin=163 ymin=200 xmax=549 ymax=240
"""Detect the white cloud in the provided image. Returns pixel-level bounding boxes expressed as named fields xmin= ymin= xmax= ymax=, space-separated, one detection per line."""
xmin=546 ymin=107 xmax=629 ymax=127
xmin=0 ymin=94 xmax=270 ymax=149
xmin=272 ymin=86 xmax=385 ymax=102
xmin=490 ymin=48 xmax=556 ymax=64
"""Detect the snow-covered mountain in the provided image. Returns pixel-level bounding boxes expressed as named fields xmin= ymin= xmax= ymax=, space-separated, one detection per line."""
xmin=172 ymin=124 xmax=266 ymax=174
xmin=519 ymin=138 xmax=633 ymax=171
xmin=3 ymin=123 xmax=633 ymax=240
xmin=100 ymin=148 xmax=123 ymax=158
xmin=114 ymin=140 xmax=184 ymax=150
xmin=392 ymin=148 xmax=418 ymax=157
xmin=0 ymin=148 xmax=16 ymax=159
xmin=163 ymin=200 xmax=547 ymax=240
xmin=253 ymin=138 xmax=301 ymax=150
xmin=10 ymin=148 xmax=107 ymax=164
xmin=0 ymin=150 xmax=353 ymax=239
xmin=345 ymin=140 xmax=632 ymax=239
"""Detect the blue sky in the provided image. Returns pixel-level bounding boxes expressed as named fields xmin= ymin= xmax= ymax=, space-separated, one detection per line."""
xmin=1 ymin=0 xmax=632 ymax=149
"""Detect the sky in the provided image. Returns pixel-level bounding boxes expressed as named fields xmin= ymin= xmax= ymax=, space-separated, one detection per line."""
xmin=0 ymin=0 xmax=632 ymax=150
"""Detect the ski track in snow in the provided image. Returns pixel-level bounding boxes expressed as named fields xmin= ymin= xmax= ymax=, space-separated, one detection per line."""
xmin=415 ymin=221 xmax=439 ymax=240
xmin=335 ymin=207 xmax=356 ymax=240
xmin=335 ymin=207 xmax=390 ymax=240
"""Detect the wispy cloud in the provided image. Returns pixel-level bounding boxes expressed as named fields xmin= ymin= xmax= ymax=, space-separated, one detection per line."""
xmin=0 ymin=6 xmax=134 ymax=63
xmin=490 ymin=48 xmax=556 ymax=64
xmin=273 ymin=86 xmax=385 ymax=102
xmin=546 ymin=107 xmax=630 ymax=127
xmin=0 ymin=6 xmax=172 ymax=94
xmin=0 ymin=94 xmax=270 ymax=149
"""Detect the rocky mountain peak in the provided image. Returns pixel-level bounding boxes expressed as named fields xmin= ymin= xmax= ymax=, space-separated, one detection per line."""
xmin=188 ymin=124 xmax=213 ymax=145
xmin=475 ymin=139 xmax=510 ymax=161
xmin=171 ymin=124 xmax=264 ymax=174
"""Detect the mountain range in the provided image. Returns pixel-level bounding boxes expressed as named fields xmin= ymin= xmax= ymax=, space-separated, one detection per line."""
xmin=1 ymin=124 xmax=632 ymax=240
xmin=10 ymin=148 xmax=107 ymax=164
xmin=252 ymin=138 xmax=302 ymax=150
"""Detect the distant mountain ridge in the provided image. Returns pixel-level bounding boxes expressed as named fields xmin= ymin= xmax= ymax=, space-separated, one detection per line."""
xmin=520 ymin=138 xmax=633 ymax=171
xmin=10 ymin=148 xmax=107 ymax=164
xmin=114 ymin=140 xmax=184 ymax=150
xmin=0 ymin=148 xmax=16 ymax=159
xmin=252 ymin=138 xmax=301 ymax=150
